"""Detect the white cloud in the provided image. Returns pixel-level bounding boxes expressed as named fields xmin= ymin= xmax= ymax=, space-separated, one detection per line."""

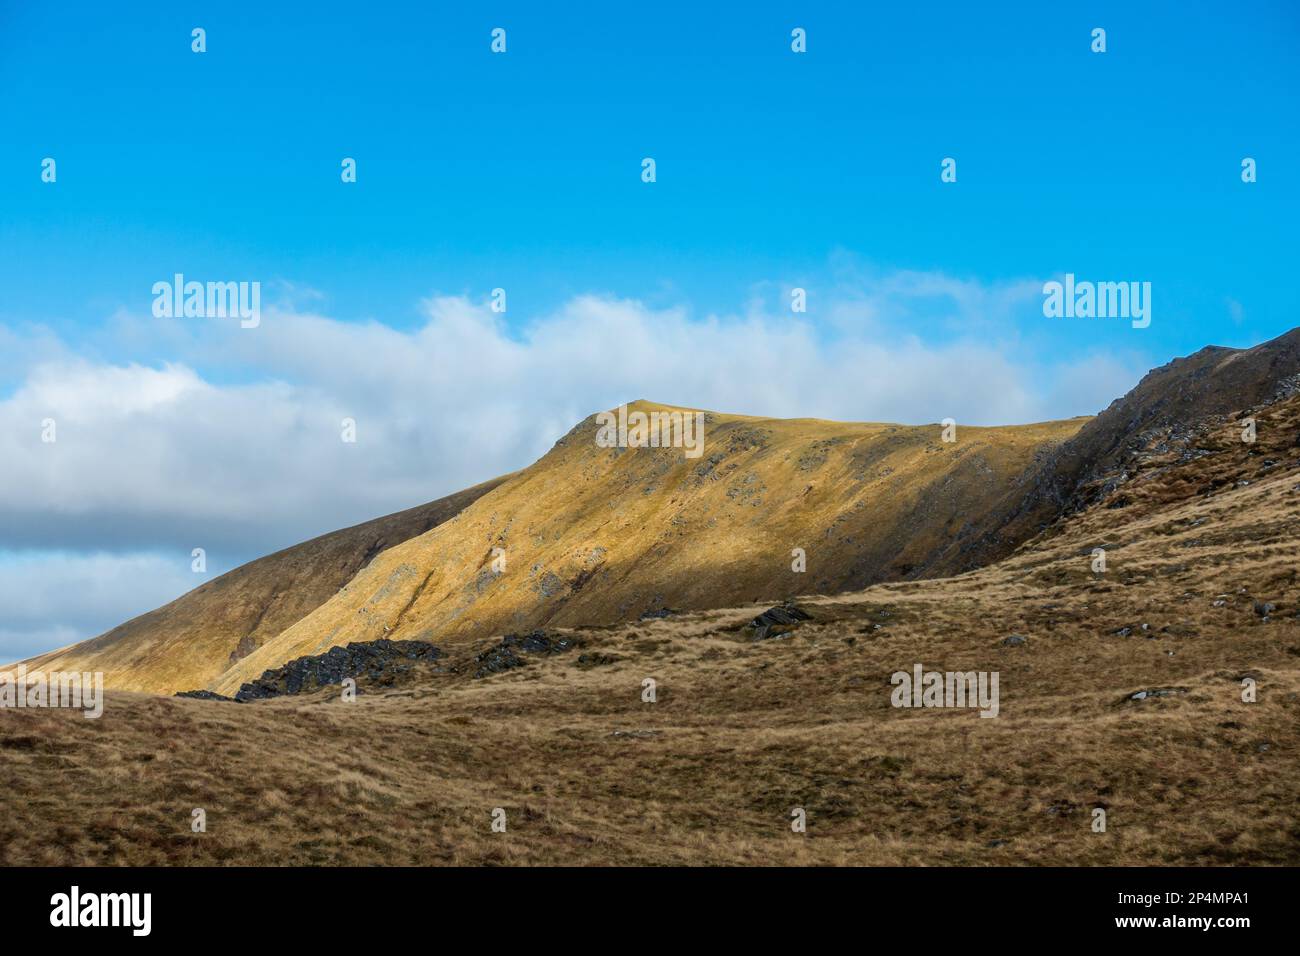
xmin=0 ymin=274 xmax=1148 ymax=659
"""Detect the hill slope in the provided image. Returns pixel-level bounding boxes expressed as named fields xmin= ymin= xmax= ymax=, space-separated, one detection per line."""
xmin=24 ymin=327 xmax=1300 ymax=699
xmin=931 ymin=326 xmax=1300 ymax=574
xmin=4 ymin=382 xmax=1297 ymax=865
xmin=211 ymin=404 xmax=1082 ymax=695
xmin=11 ymin=477 xmax=508 ymax=694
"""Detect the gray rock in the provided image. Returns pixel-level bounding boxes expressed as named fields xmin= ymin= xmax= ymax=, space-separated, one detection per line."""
xmin=638 ymin=608 xmax=677 ymax=621
xmin=747 ymin=602 xmax=812 ymax=641
xmin=1127 ymin=687 xmax=1187 ymax=702
xmin=233 ymin=638 xmax=442 ymax=701
xmin=473 ymin=629 xmax=576 ymax=678
xmin=174 ymin=689 xmax=237 ymax=702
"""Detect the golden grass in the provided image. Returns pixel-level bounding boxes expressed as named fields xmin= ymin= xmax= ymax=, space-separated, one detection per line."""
xmin=2 ymin=395 xmax=1297 ymax=865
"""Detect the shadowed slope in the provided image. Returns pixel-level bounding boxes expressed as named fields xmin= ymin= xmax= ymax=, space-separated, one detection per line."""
xmin=927 ymin=326 xmax=1300 ymax=575
xmin=10 ymin=476 xmax=508 ymax=694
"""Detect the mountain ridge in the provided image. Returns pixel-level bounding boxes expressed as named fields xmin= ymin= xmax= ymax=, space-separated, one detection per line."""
xmin=17 ymin=327 xmax=1300 ymax=698
xmin=209 ymin=404 xmax=1083 ymax=695
xmin=5 ymin=374 xmax=1298 ymax=865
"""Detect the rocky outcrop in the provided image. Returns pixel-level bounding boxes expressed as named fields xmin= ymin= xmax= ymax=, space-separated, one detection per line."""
xmin=473 ymin=630 xmax=577 ymax=678
xmin=929 ymin=327 xmax=1300 ymax=576
xmin=746 ymin=602 xmax=813 ymax=641
xmin=175 ymin=638 xmax=444 ymax=702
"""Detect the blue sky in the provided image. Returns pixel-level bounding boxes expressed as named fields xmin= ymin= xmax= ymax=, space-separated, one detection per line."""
xmin=3 ymin=0 xmax=1296 ymax=352
xmin=1 ymin=0 xmax=1297 ymax=660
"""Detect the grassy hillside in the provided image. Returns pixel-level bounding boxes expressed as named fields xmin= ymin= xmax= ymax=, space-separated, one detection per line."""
xmin=3 ymin=388 xmax=1296 ymax=865
xmin=212 ymin=402 xmax=1082 ymax=696
xmin=930 ymin=326 xmax=1300 ymax=575
xmin=10 ymin=477 xmax=508 ymax=694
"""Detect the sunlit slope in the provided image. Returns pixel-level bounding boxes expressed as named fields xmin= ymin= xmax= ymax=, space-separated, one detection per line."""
xmin=11 ymin=477 xmax=508 ymax=694
xmin=5 ymin=390 xmax=1297 ymax=866
xmin=214 ymin=401 xmax=1082 ymax=695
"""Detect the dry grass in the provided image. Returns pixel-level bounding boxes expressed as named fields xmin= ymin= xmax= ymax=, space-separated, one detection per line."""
xmin=2 ymin=396 xmax=1297 ymax=866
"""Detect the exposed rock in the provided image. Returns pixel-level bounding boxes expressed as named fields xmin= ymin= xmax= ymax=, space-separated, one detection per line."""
xmin=473 ymin=629 xmax=577 ymax=678
xmin=536 ymin=571 xmax=565 ymax=598
xmin=226 ymin=632 xmax=259 ymax=668
xmin=175 ymin=689 xmax=237 ymax=702
xmin=234 ymin=639 xmax=442 ymax=701
xmin=937 ymin=327 xmax=1300 ymax=577
xmin=1125 ymin=687 xmax=1188 ymax=702
xmin=746 ymin=602 xmax=813 ymax=641
xmin=638 ymin=608 xmax=677 ymax=621
xmin=1002 ymin=634 xmax=1028 ymax=647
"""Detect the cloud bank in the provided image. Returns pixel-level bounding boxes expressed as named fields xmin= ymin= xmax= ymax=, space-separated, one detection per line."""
xmin=0 ymin=277 xmax=1147 ymax=660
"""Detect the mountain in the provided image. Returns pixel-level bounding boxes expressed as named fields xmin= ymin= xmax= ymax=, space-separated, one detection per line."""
xmin=19 ymin=328 xmax=1300 ymax=700
xmin=5 ymin=368 xmax=1297 ymax=865
xmin=14 ymin=404 xmax=1083 ymax=696
xmin=11 ymin=477 xmax=508 ymax=694
xmin=928 ymin=326 xmax=1300 ymax=574
xmin=210 ymin=328 xmax=1300 ymax=697
xmin=209 ymin=404 xmax=1082 ymax=695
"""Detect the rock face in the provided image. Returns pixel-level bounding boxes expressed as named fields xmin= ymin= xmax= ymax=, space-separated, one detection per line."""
xmin=175 ymin=689 xmax=237 ymax=702
xmin=230 ymin=639 xmax=443 ymax=702
xmin=1126 ymin=687 xmax=1189 ymax=702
